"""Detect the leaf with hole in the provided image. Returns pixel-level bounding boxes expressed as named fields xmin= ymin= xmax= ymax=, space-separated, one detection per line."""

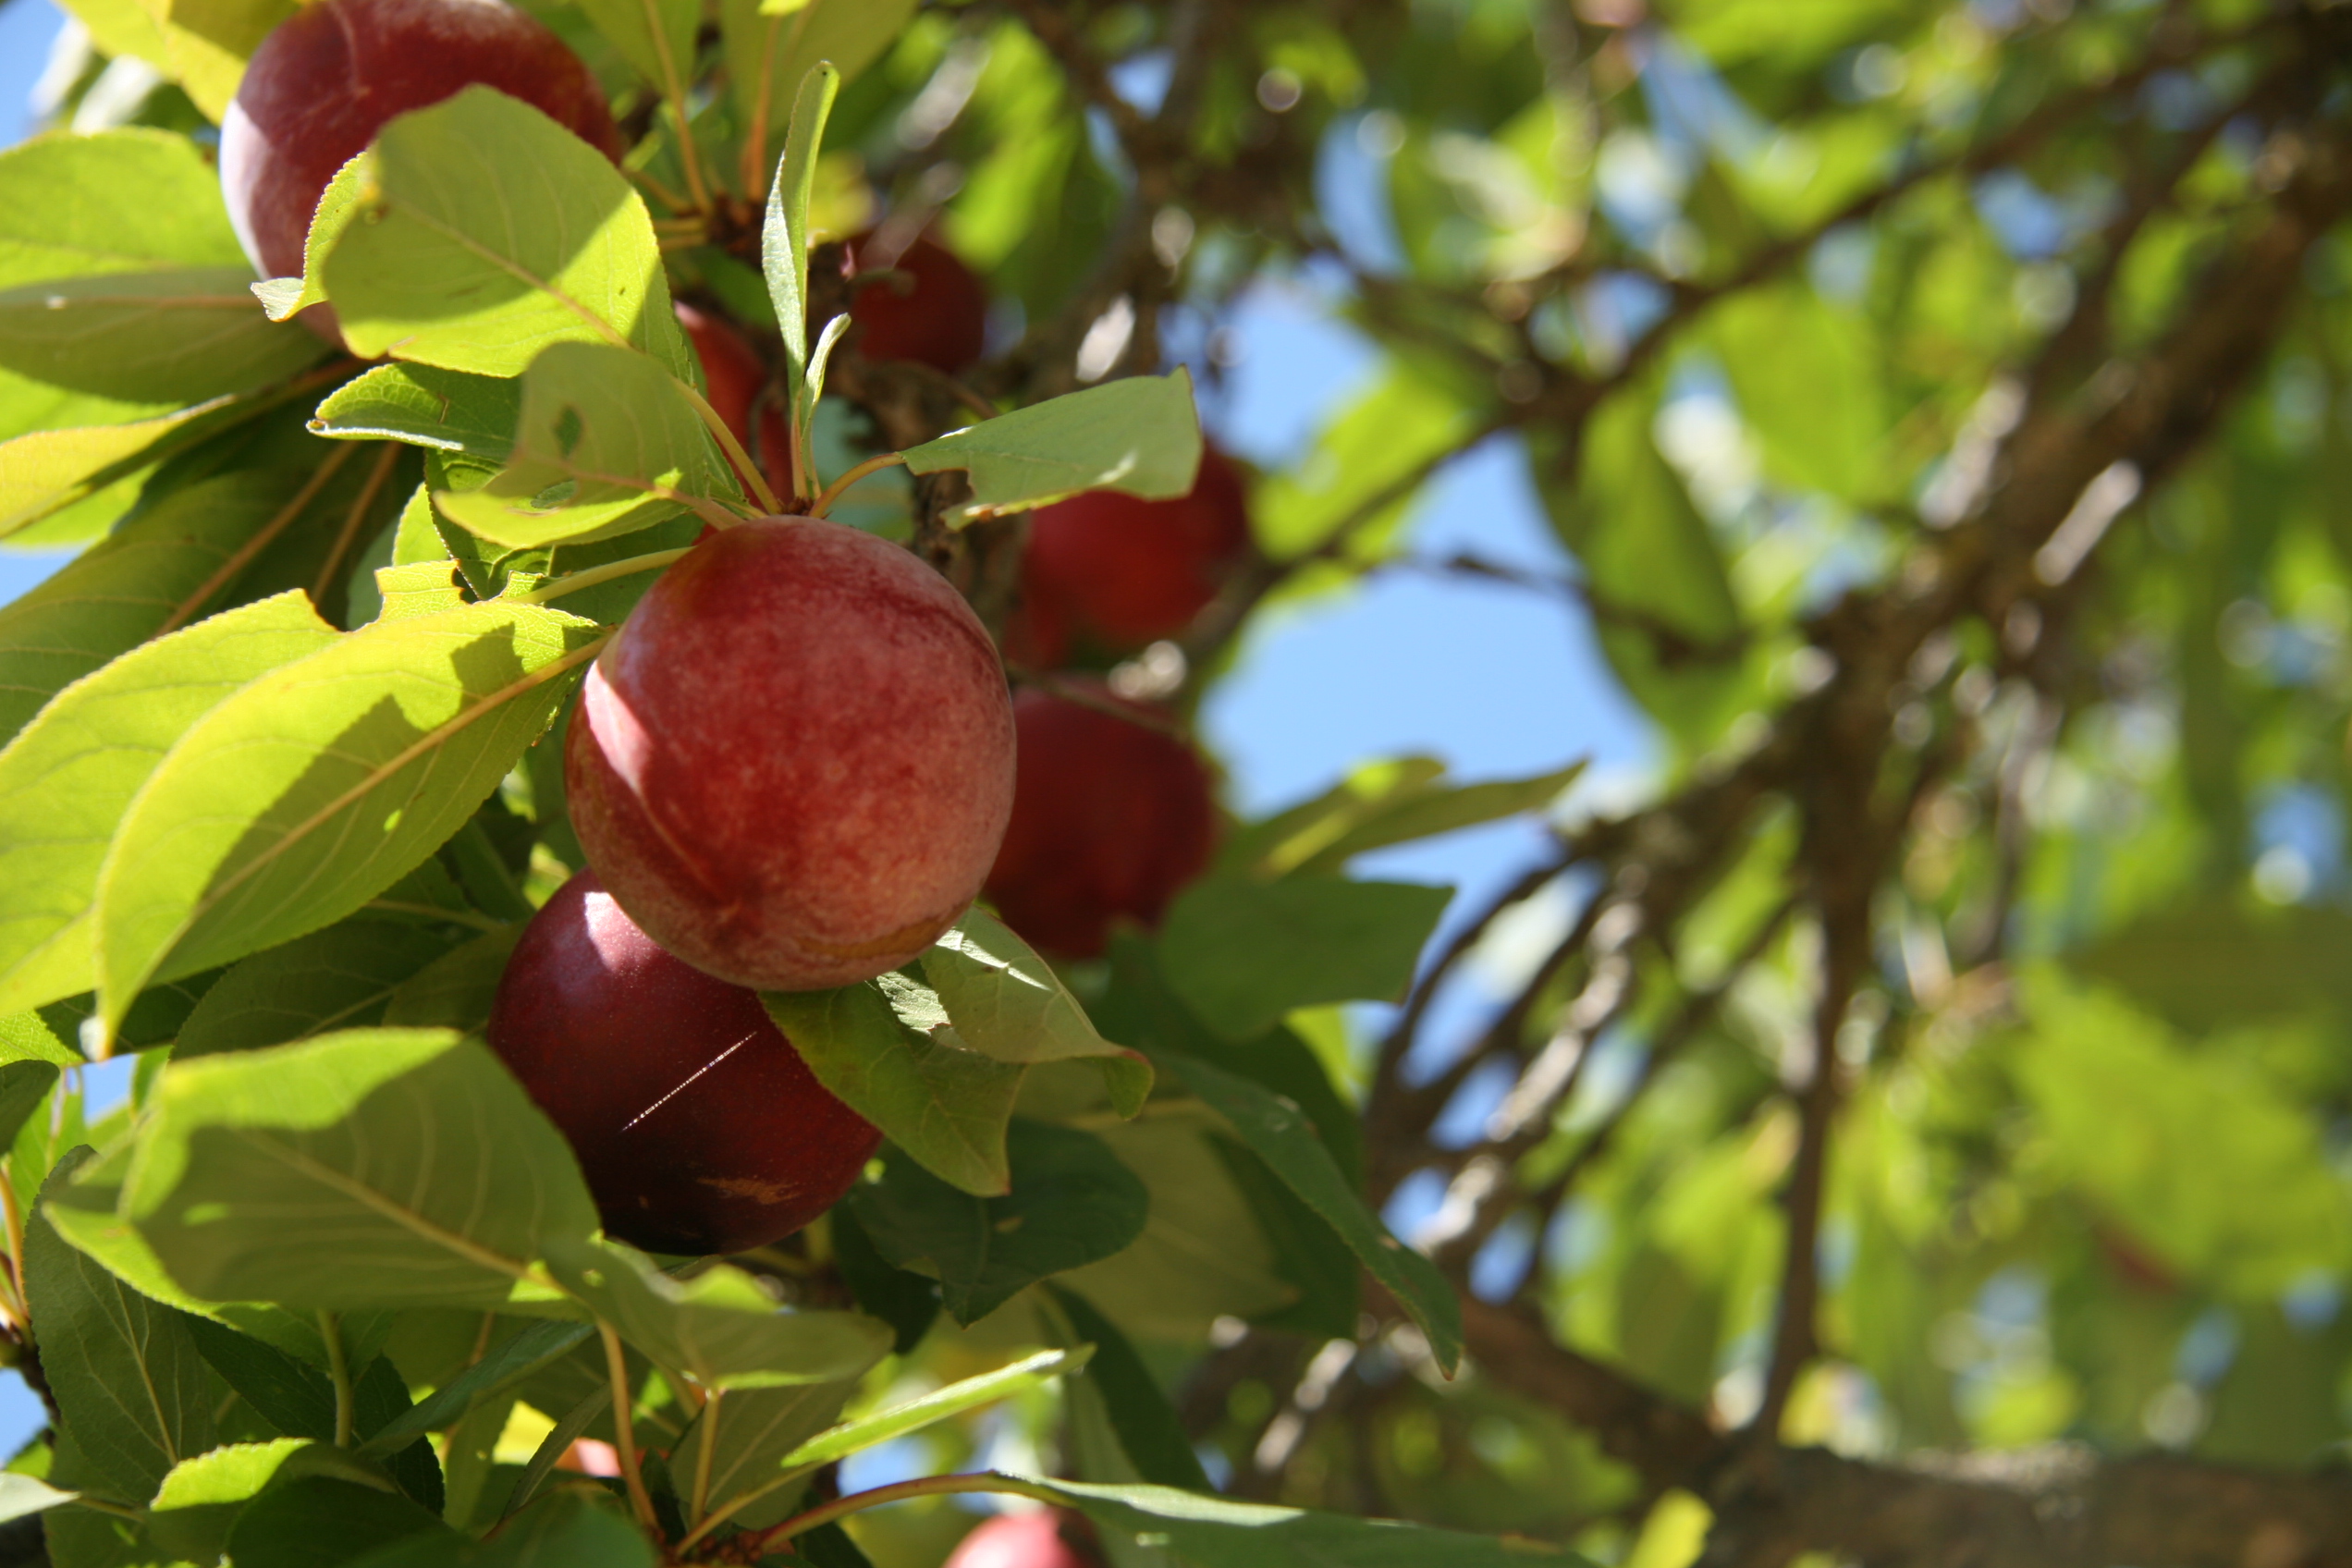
xmin=433 ymin=341 xmax=736 ymax=549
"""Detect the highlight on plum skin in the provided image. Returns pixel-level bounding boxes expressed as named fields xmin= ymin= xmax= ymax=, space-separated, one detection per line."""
xmin=486 ymin=871 xmax=881 ymax=1257
xmin=220 ymin=0 xmax=619 ymax=294
xmin=984 ymin=686 xmax=1219 ymax=961
xmin=566 ymin=516 xmax=1017 ymax=992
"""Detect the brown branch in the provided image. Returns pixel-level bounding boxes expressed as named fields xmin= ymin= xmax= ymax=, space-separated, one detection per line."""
xmin=1461 ymin=1297 xmax=2352 ymax=1568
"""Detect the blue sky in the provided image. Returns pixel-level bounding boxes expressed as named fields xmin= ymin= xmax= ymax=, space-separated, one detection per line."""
xmin=0 ymin=0 xmax=1654 ymax=1452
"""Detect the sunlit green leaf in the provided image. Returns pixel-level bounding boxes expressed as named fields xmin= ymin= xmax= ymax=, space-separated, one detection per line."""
xmin=121 ymin=1028 xmax=599 ymax=1309
xmin=92 ymin=601 xmax=603 ymax=1032
xmin=0 ymin=593 xmax=338 ymax=1017
xmin=900 ymin=371 xmax=1204 ymax=523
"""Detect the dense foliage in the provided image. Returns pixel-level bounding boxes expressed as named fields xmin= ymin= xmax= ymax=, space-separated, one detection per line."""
xmin=0 ymin=0 xmax=2347 ymax=1563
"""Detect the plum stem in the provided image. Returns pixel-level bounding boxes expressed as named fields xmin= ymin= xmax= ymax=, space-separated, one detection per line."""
xmin=741 ymin=1472 xmax=1064 ymax=1557
xmin=518 ymin=547 xmax=695 ymax=607
xmin=600 ymin=1321 xmax=662 ymax=1533
xmin=320 ymin=1311 xmax=354 ymax=1448
xmin=809 ymin=453 xmax=907 ymax=519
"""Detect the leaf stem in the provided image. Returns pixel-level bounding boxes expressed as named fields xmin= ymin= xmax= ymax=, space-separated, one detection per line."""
xmin=156 ymin=441 xmax=363 ymax=636
xmin=320 ymin=1310 xmax=355 ymax=1448
xmin=672 ymin=374 xmax=783 ymax=515
xmin=515 ymin=546 xmax=693 ymax=606
xmin=746 ymin=1473 xmax=1062 ymax=1556
xmin=690 ymin=1385 xmax=720 ymax=1526
xmin=599 ymin=1321 xmax=660 ymax=1533
xmin=309 ymin=441 xmax=404 ymax=607
xmin=809 ymin=453 xmax=907 ymax=519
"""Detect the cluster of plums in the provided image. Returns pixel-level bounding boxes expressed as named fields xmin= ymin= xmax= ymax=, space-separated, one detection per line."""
xmin=222 ymin=0 xmax=1253 ymax=1264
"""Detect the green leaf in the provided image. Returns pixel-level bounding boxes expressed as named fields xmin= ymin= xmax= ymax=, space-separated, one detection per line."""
xmin=91 ymin=600 xmax=604 ymax=1035
xmin=924 ymin=908 xmax=1151 ymax=1111
xmin=1226 ymin=757 xmax=1586 ymax=879
xmin=1156 ymin=876 xmax=1452 ymax=1040
xmin=1044 ymin=1285 xmax=1214 ymax=1491
xmin=900 ymin=371 xmax=1205 ymax=524
xmin=573 ymin=0 xmax=698 ymax=102
xmin=174 ymin=920 xmax=470 ymax=1059
xmin=774 ymin=1346 xmax=1083 ymax=1473
xmin=1033 ymin=1476 xmax=1577 ymax=1566
xmin=1253 ymin=361 xmax=1477 ymax=560
xmin=310 ymin=364 xmax=522 ymax=459
xmin=0 ymin=1471 xmax=75 ymax=1525
xmin=763 ymin=981 xmax=1027 ymax=1197
xmin=1528 ymin=389 xmax=1745 ymax=746
xmin=258 ymin=153 xmax=371 ymax=325
xmin=223 ymin=1475 xmax=459 ymax=1568
xmin=670 ymin=1373 xmax=864 ymax=1534
xmin=1051 ymin=1105 xmax=1295 ymax=1341
xmin=0 ymin=398 xmax=239 ymax=543
xmin=547 ymin=1239 xmax=891 ymax=1391
xmin=121 ymin=1028 xmax=600 ymax=1309
xmin=356 ymin=1319 xmax=593 ymax=1459
xmin=0 ymin=482 xmax=338 ymax=754
xmin=141 ymin=1439 xmax=420 ymax=1564
xmin=762 ymin=60 xmax=840 ymax=501
xmin=1150 ymin=1048 xmax=1464 ymax=1375
xmin=725 ymin=0 xmax=912 ymax=195
xmin=2015 ymin=979 xmax=2352 ymax=1296
xmin=0 ymin=1013 xmax=75 ymax=1149
xmin=1096 ymin=941 xmax=1364 ymax=1187
xmin=1207 ymin=1134 xmax=1359 ymax=1340
xmin=324 ymin=87 xmax=677 ymax=376
xmin=1706 ymin=286 xmax=1887 ymax=498
xmin=0 ymin=130 xmax=247 ymax=289
xmin=379 ymin=925 xmax=522 ymax=1032
xmin=0 ymin=269 xmax=325 ymax=406
xmin=147 ymin=1438 xmax=307 ymax=1562
xmin=4 ymin=614 xmax=326 ymax=964
xmin=2068 ymin=901 xmax=2352 ymax=1034
xmin=827 ymin=1204 xmax=937 ymax=1354
xmin=25 ymin=1149 xmax=217 ymax=1504
xmin=185 ymin=1318 xmax=337 ymax=1440
xmin=433 ymin=341 xmax=735 ymax=549
xmin=847 ymin=1120 xmax=1148 ymax=1325
xmin=349 ymin=1488 xmax=655 ymax=1567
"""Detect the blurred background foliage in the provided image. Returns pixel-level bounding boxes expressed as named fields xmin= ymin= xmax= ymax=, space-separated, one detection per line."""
xmin=9 ymin=0 xmax=2352 ymax=1560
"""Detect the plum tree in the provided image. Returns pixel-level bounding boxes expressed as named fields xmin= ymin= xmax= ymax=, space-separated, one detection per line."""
xmin=985 ymin=688 xmax=1218 ymax=959
xmin=221 ymin=0 xmax=619 ymax=287
xmin=848 ymin=231 xmax=989 ymax=374
xmin=941 ymin=1513 xmax=1103 ymax=1568
xmin=1007 ymin=446 xmax=1251 ymax=668
xmin=486 ymin=871 xmax=881 ymax=1256
xmin=568 ymin=517 xmax=1016 ymax=991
